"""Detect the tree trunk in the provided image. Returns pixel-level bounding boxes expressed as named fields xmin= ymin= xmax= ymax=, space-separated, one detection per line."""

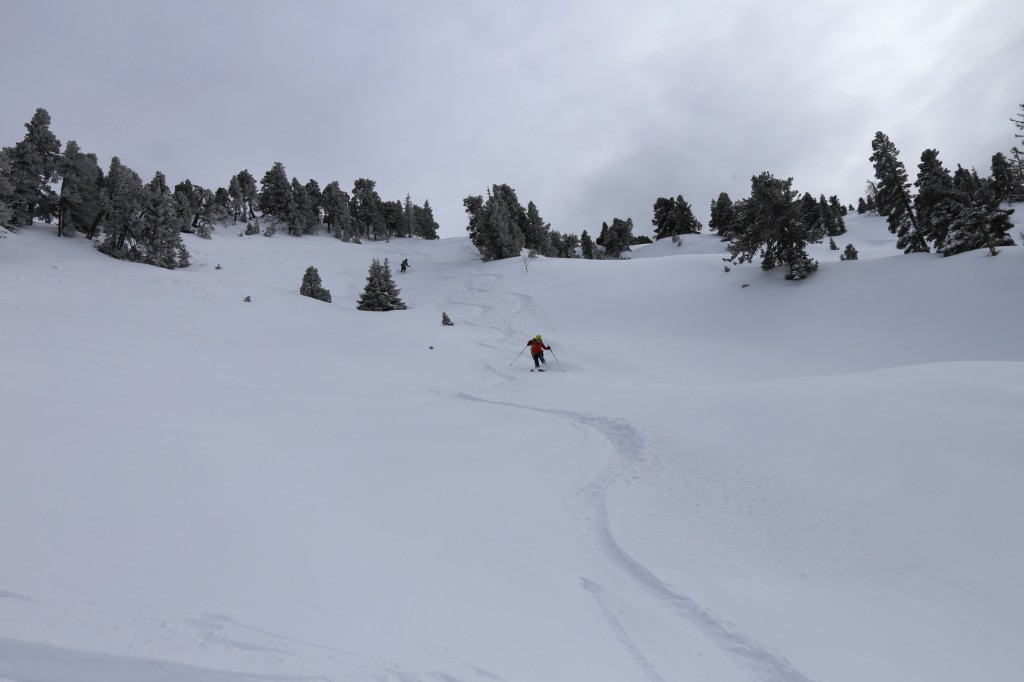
xmin=86 ymin=210 xmax=105 ymax=240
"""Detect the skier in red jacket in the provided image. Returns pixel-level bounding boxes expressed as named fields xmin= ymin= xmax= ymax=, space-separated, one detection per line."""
xmin=527 ymin=334 xmax=551 ymax=370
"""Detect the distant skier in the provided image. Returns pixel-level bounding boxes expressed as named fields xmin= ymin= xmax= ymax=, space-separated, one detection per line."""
xmin=400 ymin=258 xmax=409 ymax=274
xmin=527 ymin=334 xmax=551 ymax=370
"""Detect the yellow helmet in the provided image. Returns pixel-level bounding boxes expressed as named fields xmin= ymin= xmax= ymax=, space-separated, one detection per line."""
xmin=535 ymin=334 xmax=542 ymax=340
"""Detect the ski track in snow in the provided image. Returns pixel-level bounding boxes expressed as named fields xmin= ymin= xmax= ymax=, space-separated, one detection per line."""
xmin=440 ymin=268 xmax=815 ymax=681
xmin=0 ymin=596 xmax=468 ymax=682
xmin=446 ymin=390 xmax=814 ymax=682
xmin=0 ymin=636 xmax=340 ymax=682
xmin=441 ymin=269 xmax=555 ymax=346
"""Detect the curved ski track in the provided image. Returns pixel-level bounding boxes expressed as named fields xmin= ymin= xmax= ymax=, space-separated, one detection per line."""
xmin=443 ymin=270 xmax=815 ymax=682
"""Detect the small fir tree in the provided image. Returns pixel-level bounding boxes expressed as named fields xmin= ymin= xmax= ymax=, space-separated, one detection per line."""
xmin=442 ymin=311 xmax=454 ymax=326
xmin=300 ymin=266 xmax=332 ymax=303
xmin=840 ymin=244 xmax=859 ymax=261
xmin=357 ymin=258 xmax=406 ymax=311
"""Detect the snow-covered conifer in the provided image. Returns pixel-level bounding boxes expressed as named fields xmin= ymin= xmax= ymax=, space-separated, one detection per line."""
xmin=57 ymin=139 xmax=103 ymax=238
xmin=870 ymin=132 xmax=926 ymax=253
xmin=258 ymin=162 xmax=291 ymax=220
xmin=580 ymin=229 xmax=595 ymax=259
xmin=415 ymin=199 xmax=439 ymax=240
xmin=913 ymin=149 xmax=959 ymax=251
xmin=709 ymin=192 xmax=736 ymax=239
xmin=1 ymin=108 xmax=62 ymax=227
xmin=300 ymin=266 xmax=332 ymax=303
xmin=726 ymin=171 xmax=819 ymax=280
xmin=351 ymin=178 xmax=385 ymax=241
xmin=524 ymin=201 xmax=552 ymax=255
xmin=357 ymin=258 xmax=406 ymax=311
xmin=940 ymin=192 xmax=1015 ymax=257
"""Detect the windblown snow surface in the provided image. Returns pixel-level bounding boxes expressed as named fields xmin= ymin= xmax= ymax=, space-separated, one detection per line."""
xmin=1 ymin=213 xmax=1022 ymax=682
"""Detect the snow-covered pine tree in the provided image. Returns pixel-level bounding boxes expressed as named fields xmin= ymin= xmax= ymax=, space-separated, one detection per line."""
xmin=401 ymin=193 xmax=417 ymax=238
xmin=862 ymin=181 xmax=880 ymax=215
xmin=0 ymin=199 xmax=12 ymax=228
xmin=524 ymin=201 xmax=553 ymax=255
xmin=320 ymin=181 xmax=357 ymax=242
xmin=913 ymin=148 xmax=959 ymax=251
xmin=560 ymin=232 xmax=580 ymax=258
xmin=817 ymin=195 xmax=840 ymax=238
xmin=300 ymin=266 xmax=332 ymax=302
xmin=652 ymin=194 xmax=702 ymax=240
xmin=98 ymin=157 xmax=145 ymax=258
xmin=289 ymin=177 xmax=311 ymax=235
xmin=840 ymin=244 xmax=859 ymax=260
xmin=376 ymin=199 xmax=400 ymax=240
xmin=99 ymin=168 xmax=189 ymax=268
xmin=194 ymin=186 xmax=227 ymax=237
xmin=304 ymin=179 xmax=322 ymax=234
xmin=1 ymin=108 xmax=62 ymax=227
xmin=785 ymin=250 xmax=818 ymax=280
xmin=828 ymin=195 xmax=847 ymax=234
xmin=356 ymin=258 xmax=406 ymax=311
xmin=940 ymin=191 xmax=1015 ymax=257
xmin=990 ymin=152 xmax=1017 ymax=204
xmin=798 ymin=193 xmax=822 ymax=239
xmin=870 ymin=131 xmax=926 ymax=253
xmin=726 ymin=171 xmax=819 ymax=280
xmin=1010 ymin=103 xmax=1024 ymax=203
xmin=57 ymin=139 xmax=103 ymax=238
xmin=491 ymin=185 xmax=527 ymax=260
xmin=580 ymin=229 xmax=595 ymax=259
xmin=602 ymin=217 xmax=634 ymax=258
xmin=442 ymin=311 xmax=454 ymax=326
xmin=415 ymin=199 xmax=439 ymax=239
xmin=709 ymin=192 xmax=737 ymax=239
xmin=0 ymin=159 xmax=14 ymax=227
xmin=258 ymin=162 xmax=291 ymax=220
xmin=463 ymin=195 xmax=484 ymax=246
xmin=172 ymin=179 xmax=199 ymax=233
xmin=236 ymin=169 xmax=258 ymax=219
xmin=351 ymin=178 xmax=385 ymax=241
xmin=140 ymin=172 xmax=190 ymax=269
xmin=228 ymin=174 xmax=245 ymax=222
xmin=463 ymin=184 xmax=529 ymax=261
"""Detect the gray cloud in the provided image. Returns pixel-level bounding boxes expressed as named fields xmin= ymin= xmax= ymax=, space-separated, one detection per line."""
xmin=2 ymin=0 xmax=1022 ymax=237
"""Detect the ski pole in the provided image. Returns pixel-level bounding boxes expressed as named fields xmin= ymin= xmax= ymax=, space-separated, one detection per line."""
xmin=549 ymin=347 xmax=566 ymax=372
xmin=510 ymin=346 xmax=527 ymax=366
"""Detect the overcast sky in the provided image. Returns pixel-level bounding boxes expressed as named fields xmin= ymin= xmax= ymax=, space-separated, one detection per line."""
xmin=3 ymin=0 xmax=1022 ymax=238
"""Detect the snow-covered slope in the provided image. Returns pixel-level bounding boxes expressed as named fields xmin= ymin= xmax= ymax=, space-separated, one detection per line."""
xmin=1 ymin=214 xmax=1022 ymax=682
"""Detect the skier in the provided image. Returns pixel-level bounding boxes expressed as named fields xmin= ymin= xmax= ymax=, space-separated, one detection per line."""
xmin=526 ymin=334 xmax=551 ymax=370
xmin=400 ymin=258 xmax=409 ymax=274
